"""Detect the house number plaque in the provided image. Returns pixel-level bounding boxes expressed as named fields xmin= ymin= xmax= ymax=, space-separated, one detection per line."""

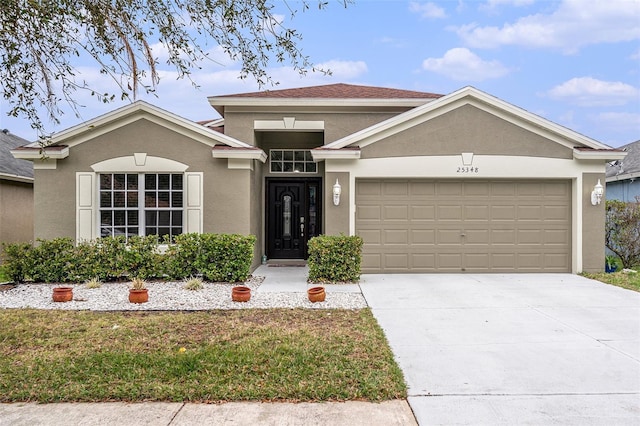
xmin=456 ymin=166 xmax=479 ymax=173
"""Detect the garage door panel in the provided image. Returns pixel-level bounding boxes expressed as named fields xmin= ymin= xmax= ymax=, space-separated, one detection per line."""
xmin=464 ymin=205 xmax=489 ymax=221
xmin=383 ymin=205 xmax=409 ymax=220
xmin=412 ymin=230 xmax=436 ymax=244
xmin=492 ymin=229 xmax=516 ymax=245
xmin=356 ymin=205 xmax=381 ymax=220
xmin=383 ymin=181 xmax=409 ymax=197
xmin=518 ymin=205 xmax=543 ymax=220
xmin=411 ymin=205 xmax=435 ymax=220
xmin=492 ymin=205 xmax=516 ymax=220
xmin=356 ymin=179 xmax=571 ymax=273
xmin=438 ymin=205 xmax=463 ymax=220
xmin=384 ymin=229 xmax=408 ymax=244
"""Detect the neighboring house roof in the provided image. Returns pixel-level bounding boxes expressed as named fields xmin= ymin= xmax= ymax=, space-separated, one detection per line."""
xmin=208 ymin=83 xmax=443 ymax=116
xmin=0 ymin=129 xmax=33 ymax=182
xmin=606 ymin=139 xmax=640 ymax=182
xmin=313 ymin=86 xmax=622 ymax=161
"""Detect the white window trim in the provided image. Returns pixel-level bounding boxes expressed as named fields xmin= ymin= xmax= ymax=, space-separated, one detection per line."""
xmin=76 ymin=155 xmax=203 ymax=242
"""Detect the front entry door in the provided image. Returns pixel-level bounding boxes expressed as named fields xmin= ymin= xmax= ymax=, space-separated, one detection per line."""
xmin=267 ymin=179 xmax=321 ymax=259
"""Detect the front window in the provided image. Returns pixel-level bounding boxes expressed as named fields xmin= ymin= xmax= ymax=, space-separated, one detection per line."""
xmin=100 ymin=173 xmax=183 ymax=241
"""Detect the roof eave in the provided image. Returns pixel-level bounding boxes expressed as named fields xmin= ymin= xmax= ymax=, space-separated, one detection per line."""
xmin=10 ymin=146 xmax=70 ymax=160
xmin=211 ymin=147 xmax=267 ymax=163
xmin=0 ymin=172 xmax=34 ymax=183
xmin=573 ymin=149 xmax=627 ymax=161
xmin=311 ymin=148 xmax=361 ymax=161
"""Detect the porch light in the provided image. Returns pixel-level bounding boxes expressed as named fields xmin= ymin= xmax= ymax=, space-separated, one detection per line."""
xmin=591 ymin=179 xmax=604 ymax=205
xmin=333 ymin=179 xmax=342 ymax=206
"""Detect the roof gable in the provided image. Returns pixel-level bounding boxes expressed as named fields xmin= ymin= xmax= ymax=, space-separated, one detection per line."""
xmin=320 ymin=86 xmax=611 ymax=153
xmin=25 ymin=101 xmax=251 ymax=150
xmin=0 ymin=130 xmax=33 ymax=180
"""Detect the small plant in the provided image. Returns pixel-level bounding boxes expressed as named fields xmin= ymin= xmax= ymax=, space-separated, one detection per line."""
xmin=85 ymin=277 xmax=102 ymax=289
xmin=184 ymin=276 xmax=204 ymax=291
xmin=131 ymin=277 xmax=146 ymax=290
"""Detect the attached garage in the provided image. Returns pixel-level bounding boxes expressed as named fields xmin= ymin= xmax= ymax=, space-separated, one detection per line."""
xmin=356 ymin=179 xmax=571 ymax=273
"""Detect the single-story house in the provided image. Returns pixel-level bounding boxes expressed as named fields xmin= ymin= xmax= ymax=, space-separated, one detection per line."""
xmin=12 ymin=84 xmax=626 ymax=273
xmin=0 ymin=129 xmax=34 ymax=251
xmin=606 ymin=139 xmax=640 ymax=202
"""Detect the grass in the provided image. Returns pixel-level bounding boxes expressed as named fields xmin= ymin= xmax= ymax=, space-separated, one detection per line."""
xmin=582 ymin=270 xmax=640 ymax=292
xmin=0 ymin=309 xmax=406 ymax=403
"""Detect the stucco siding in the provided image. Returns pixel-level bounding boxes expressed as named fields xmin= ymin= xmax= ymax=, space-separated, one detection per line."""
xmin=360 ymin=105 xmax=573 ymax=160
xmin=223 ymin=111 xmax=399 ymax=145
xmin=34 ymin=118 xmax=251 ymax=240
xmin=582 ymin=173 xmax=606 ymax=272
xmin=0 ymin=180 xmax=34 ymax=247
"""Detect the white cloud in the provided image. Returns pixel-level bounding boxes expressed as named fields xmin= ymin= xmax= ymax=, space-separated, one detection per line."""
xmin=456 ymin=0 xmax=640 ymax=52
xmin=484 ymin=0 xmax=535 ymax=7
xmin=547 ymin=77 xmax=640 ymax=107
xmin=315 ymin=60 xmax=368 ymax=79
xmin=631 ymin=49 xmax=640 ymax=61
xmin=422 ymin=48 xmax=510 ymax=81
xmin=592 ymin=112 xmax=640 ymax=133
xmin=409 ymin=2 xmax=447 ymax=19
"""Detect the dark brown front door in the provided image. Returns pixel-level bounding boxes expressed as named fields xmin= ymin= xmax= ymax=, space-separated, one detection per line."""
xmin=266 ymin=178 xmax=321 ymax=259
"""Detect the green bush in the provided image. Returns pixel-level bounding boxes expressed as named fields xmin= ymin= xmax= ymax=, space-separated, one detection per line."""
xmin=165 ymin=233 xmax=255 ymax=282
xmin=1 ymin=242 xmax=33 ymax=282
xmin=2 ymin=233 xmax=255 ymax=283
xmin=606 ymin=199 xmax=640 ymax=269
xmin=29 ymin=238 xmax=77 ymax=283
xmin=307 ymin=234 xmax=363 ymax=283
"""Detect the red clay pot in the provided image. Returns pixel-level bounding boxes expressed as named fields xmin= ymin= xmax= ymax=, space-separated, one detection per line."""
xmin=52 ymin=287 xmax=73 ymax=302
xmin=129 ymin=289 xmax=149 ymax=304
xmin=232 ymin=286 xmax=251 ymax=302
xmin=307 ymin=286 xmax=326 ymax=303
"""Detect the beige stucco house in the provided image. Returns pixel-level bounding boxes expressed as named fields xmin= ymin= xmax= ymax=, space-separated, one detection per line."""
xmin=1 ymin=129 xmax=34 ymax=252
xmin=12 ymin=84 xmax=625 ymax=273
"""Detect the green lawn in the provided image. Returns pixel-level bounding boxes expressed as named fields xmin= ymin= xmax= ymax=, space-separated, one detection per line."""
xmin=0 ymin=308 xmax=406 ymax=403
xmin=582 ymin=270 xmax=640 ymax=292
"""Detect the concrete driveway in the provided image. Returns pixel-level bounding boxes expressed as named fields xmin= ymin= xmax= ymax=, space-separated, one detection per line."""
xmin=360 ymin=274 xmax=640 ymax=425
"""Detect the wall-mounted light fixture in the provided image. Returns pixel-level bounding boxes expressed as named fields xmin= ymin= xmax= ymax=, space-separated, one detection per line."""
xmin=333 ymin=179 xmax=342 ymax=206
xmin=591 ymin=179 xmax=604 ymax=205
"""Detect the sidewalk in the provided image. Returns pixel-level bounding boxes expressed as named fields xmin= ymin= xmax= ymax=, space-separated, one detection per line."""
xmin=0 ymin=401 xmax=417 ymax=426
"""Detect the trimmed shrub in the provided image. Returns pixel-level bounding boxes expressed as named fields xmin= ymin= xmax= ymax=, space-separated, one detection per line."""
xmin=165 ymin=233 xmax=256 ymax=282
xmin=307 ymin=234 xmax=363 ymax=283
xmin=29 ymin=238 xmax=77 ymax=282
xmin=1 ymin=242 xmax=33 ymax=283
xmin=3 ymin=233 xmax=255 ymax=283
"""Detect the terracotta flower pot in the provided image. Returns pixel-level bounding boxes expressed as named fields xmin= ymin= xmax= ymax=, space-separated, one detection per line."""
xmin=232 ymin=286 xmax=251 ymax=302
xmin=129 ymin=289 xmax=149 ymax=304
xmin=52 ymin=287 xmax=73 ymax=302
xmin=307 ymin=286 xmax=326 ymax=303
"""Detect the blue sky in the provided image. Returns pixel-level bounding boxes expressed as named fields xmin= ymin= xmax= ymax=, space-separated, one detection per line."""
xmin=1 ymin=0 xmax=639 ymax=147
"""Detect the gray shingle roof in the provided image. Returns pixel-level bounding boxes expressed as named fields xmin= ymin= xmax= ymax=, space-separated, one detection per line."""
xmin=0 ymin=129 xmax=34 ymax=179
xmin=606 ymin=139 xmax=640 ymax=179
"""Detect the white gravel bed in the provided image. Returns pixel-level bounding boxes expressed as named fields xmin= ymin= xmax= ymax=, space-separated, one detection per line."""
xmin=0 ymin=277 xmax=368 ymax=311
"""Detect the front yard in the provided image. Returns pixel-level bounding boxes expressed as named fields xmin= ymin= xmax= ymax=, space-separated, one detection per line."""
xmin=0 ymin=308 xmax=406 ymax=403
xmin=582 ymin=270 xmax=640 ymax=292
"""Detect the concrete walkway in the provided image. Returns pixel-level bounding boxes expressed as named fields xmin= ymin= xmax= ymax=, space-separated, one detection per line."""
xmin=0 ymin=401 xmax=416 ymax=426
xmin=360 ymin=273 xmax=640 ymax=425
